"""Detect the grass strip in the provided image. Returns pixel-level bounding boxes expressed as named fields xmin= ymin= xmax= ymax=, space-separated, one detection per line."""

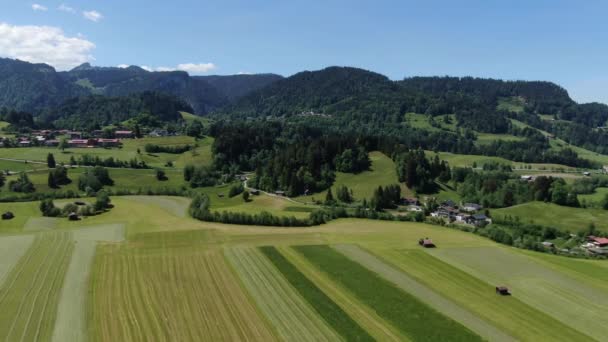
xmin=260 ymin=246 xmax=373 ymax=342
xmin=295 ymin=245 xmax=483 ymax=342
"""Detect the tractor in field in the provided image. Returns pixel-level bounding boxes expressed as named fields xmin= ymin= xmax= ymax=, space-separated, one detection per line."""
xmin=495 ymin=286 xmax=511 ymax=295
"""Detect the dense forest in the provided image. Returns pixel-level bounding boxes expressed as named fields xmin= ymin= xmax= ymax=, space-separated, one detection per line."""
xmin=37 ymin=92 xmax=192 ymax=130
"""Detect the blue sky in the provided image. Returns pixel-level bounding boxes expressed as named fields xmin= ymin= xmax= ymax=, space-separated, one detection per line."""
xmin=1 ymin=0 xmax=607 ymax=103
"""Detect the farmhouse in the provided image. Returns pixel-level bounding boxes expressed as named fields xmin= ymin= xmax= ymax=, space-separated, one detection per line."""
xmin=408 ymin=205 xmax=424 ymax=212
xmin=520 ymin=175 xmax=534 ymax=182
xmin=45 ymin=140 xmax=59 ymax=147
xmin=67 ymin=131 xmax=82 ymax=139
xmin=69 ymin=139 xmax=91 ymax=148
xmin=470 ymin=213 xmax=490 ymax=226
xmin=115 ymin=130 xmax=134 ymax=139
xmin=275 ymin=191 xmax=286 ymax=196
xmin=18 ymin=140 xmax=31 ymax=147
xmin=462 ymin=203 xmax=483 ymax=212
xmin=542 ymin=241 xmax=555 ymax=248
xmin=588 ymin=236 xmax=608 ymax=247
xmin=403 ymin=197 xmax=419 ymax=205
xmin=97 ymin=138 xmax=120 ymax=147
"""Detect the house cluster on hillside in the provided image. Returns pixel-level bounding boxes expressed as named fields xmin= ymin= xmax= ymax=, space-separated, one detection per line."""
xmin=430 ymin=200 xmax=490 ymax=226
xmin=9 ymin=129 xmax=135 ymax=148
xmin=582 ymin=236 xmax=608 ymax=256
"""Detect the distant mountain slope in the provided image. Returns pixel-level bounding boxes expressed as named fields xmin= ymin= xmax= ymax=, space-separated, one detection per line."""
xmin=196 ymin=74 xmax=283 ymax=100
xmin=0 ymin=58 xmax=86 ymax=112
xmin=0 ymin=58 xmax=283 ymax=115
xmin=221 ymin=66 xmax=405 ymax=121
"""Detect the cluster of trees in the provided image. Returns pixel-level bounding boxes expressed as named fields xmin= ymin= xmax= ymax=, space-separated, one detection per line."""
xmin=395 ymin=150 xmax=450 ymax=193
xmin=47 ymin=166 xmax=71 ymax=188
xmin=77 ymin=166 xmax=114 ymax=193
xmin=40 ymin=190 xmax=112 ymax=218
xmin=183 ymin=165 xmax=220 ymax=188
xmin=8 ymin=173 xmax=35 ymax=193
xmin=144 ymin=144 xmax=192 ymax=154
xmin=0 ymin=107 xmax=35 ymax=131
xmin=370 ymin=184 xmax=402 ymax=210
xmin=334 ymin=148 xmax=370 ymax=173
xmin=69 ymin=155 xmax=149 ymax=169
xmin=453 ymin=168 xmax=579 ymax=208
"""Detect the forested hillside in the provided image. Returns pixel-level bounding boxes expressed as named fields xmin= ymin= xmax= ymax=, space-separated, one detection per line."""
xmin=0 ymin=58 xmax=282 ymax=115
xmin=197 ymin=74 xmax=283 ymax=100
xmin=38 ymin=92 xmax=192 ymax=130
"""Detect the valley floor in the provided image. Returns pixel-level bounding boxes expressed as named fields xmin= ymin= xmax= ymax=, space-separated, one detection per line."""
xmin=0 ymin=196 xmax=606 ymax=341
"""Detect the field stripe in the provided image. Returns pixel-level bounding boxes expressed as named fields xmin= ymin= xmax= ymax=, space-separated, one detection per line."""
xmin=278 ymin=246 xmax=409 ymax=342
xmin=226 ymin=247 xmax=341 ymax=341
xmin=431 ymin=246 xmax=605 ymax=341
xmin=260 ymin=246 xmax=374 ymax=342
xmin=375 ymin=248 xmax=591 ymax=342
xmin=90 ymin=245 xmax=277 ymax=342
xmin=295 ymin=244 xmax=483 ymax=342
xmin=53 ymin=224 xmax=126 ymax=342
xmin=335 ymin=244 xmax=515 ymax=342
xmin=0 ymin=235 xmax=34 ymax=286
xmin=0 ymin=232 xmax=73 ymax=342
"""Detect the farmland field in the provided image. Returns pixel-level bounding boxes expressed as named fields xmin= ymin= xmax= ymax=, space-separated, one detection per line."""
xmin=493 ymin=201 xmax=608 ymax=231
xmin=91 ymin=244 xmax=277 ymax=342
xmin=0 ymin=136 xmax=213 ymax=168
xmin=0 ymin=195 xmax=604 ymax=341
xmin=430 ymin=246 xmax=608 ymax=341
xmin=225 ymin=247 xmax=341 ymax=341
xmin=295 ymin=244 xmax=482 ymax=341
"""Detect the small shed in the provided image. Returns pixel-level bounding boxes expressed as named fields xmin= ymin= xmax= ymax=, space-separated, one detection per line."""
xmin=1 ymin=212 xmax=14 ymax=220
xmin=250 ymin=190 xmax=260 ymax=196
xmin=495 ymin=286 xmax=511 ymax=296
xmin=68 ymin=212 xmax=80 ymax=221
xmin=418 ymin=238 xmax=436 ymax=248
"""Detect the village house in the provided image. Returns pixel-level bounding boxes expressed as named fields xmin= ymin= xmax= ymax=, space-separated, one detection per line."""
xmin=97 ymin=138 xmax=120 ymax=148
xmin=462 ymin=203 xmax=483 ymax=212
xmin=587 ymin=236 xmax=608 ymax=247
xmin=115 ymin=130 xmax=134 ymax=139
xmin=520 ymin=175 xmax=534 ymax=182
xmin=408 ymin=205 xmax=424 ymax=212
xmin=45 ymin=139 xmax=59 ymax=147
xmin=67 ymin=131 xmax=83 ymax=139
xmin=18 ymin=140 xmax=31 ymax=147
xmin=68 ymin=139 xmax=90 ymax=148
xmin=149 ymin=129 xmax=169 ymax=137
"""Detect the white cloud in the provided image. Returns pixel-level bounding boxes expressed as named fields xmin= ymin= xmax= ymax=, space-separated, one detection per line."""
xmin=135 ymin=63 xmax=217 ymax=74
xmin=0 ymin=22 xmax=95 ymax=70
xmin=155 ymin=66 xmax=176 ymax=72
xmin=238 ymin=71 xmax=252 ymax=75
xmin=83 ymin=10 xmax=103 ymax=22
xmin=32 ymin=4 xmax=48 ymax=11
xmin=58 ymin=4 xmax=75 ymax=13
xmin=117 ymin=64 xmax=129 ymax=69
xmin=176 ymin=63 xmax=216 ymax=74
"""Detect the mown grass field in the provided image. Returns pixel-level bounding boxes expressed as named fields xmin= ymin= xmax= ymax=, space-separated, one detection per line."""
xmin=0 ymin=136 xmax=214 ymax=169
xmin=91 ymin=243 xmax=277 ymax=342
xmin=296 ymin=245 xmax=482 ymax=341
xmin=431 ymin=246 xmax=608 ymax=341
xmin=0 ymin=167 xmax=187 ymax=197
xmin=0 ymin=195 xmax=605 ymax=341
xmin=0 ymin=232 xmax=73 ymax=342
xmin=373 ymin=248 xmax=588 ymax=341
xmin=493 ymin=201 xmax=608 ymax=231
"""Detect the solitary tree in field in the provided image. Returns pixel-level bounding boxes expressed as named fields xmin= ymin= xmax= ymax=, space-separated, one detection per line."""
xmin=325 ymin=188 xmax=335 ymax=205
xmin=58 ymin=138 xmax=69 ymax=152
xmin=47 ymin=153 xmax=56 ymax=168
xmin=242 ymin=190 xmax=250 ymax=202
